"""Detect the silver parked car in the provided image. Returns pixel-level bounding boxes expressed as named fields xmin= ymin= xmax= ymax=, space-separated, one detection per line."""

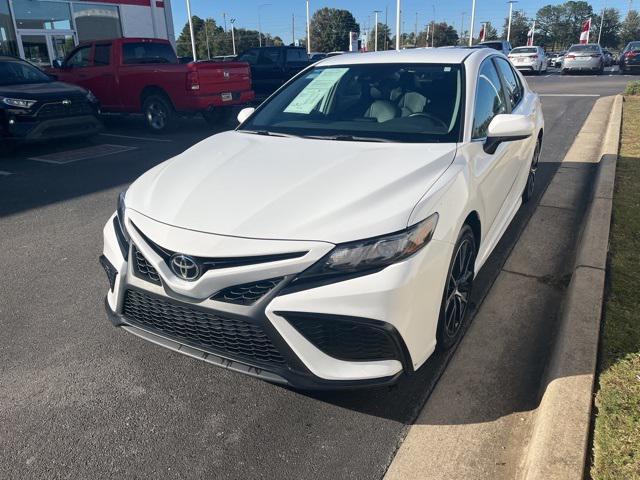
xmin=562 ymin=44 xmax=605 ymax=74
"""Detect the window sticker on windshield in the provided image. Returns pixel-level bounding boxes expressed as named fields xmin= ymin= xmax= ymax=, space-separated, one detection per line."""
xmin=284 ymin=68 xmax=349 ymax=114
xmin=444 ymin=67 xmax=451 ymax=72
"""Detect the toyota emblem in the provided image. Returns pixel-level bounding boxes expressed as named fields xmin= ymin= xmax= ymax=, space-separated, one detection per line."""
xmin=170 ymin=254 xmax=200 ymax=281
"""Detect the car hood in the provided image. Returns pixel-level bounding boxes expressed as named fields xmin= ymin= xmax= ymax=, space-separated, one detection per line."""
xmin=0 ymin=81 xmax=87 ymax=100
xmin=126 ymin=131 xmax=457 ymax=243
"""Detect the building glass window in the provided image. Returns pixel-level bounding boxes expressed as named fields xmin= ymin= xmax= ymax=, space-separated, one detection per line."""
xmin=73 ymin=3 xmax=122 ymax=43
xmin=12 ymin=0 xmax=72 ymax=30
xmin=0 ymin=0 xmax=17 ymax=56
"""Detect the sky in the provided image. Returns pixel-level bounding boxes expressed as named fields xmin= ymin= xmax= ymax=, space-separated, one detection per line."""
xmin=170 ymin=0 xmax=636 ymax=42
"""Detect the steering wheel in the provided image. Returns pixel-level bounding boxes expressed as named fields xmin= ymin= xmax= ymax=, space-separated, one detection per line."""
xmin=408 ymin=112 xmax=449 ymax=130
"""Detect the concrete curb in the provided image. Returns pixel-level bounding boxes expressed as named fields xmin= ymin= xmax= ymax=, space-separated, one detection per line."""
xmin=520 ymin=95 xmax=623 ymax=480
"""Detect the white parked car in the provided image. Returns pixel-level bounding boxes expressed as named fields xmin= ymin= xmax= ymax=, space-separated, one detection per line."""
xmin=508 ymin=46 xmax=548 ymax=74
xmin=101 ymin=48 xmax=544 ymax=389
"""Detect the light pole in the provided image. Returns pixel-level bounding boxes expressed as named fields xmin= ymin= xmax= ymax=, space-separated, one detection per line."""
xmin=507 ymin=0 xmax=518 ymax=42
xmin=258 ymin=3 xmax=271 ymax=47
xmin=597 ymin=7 xmax=605 ymax=44
xmin=460 ymin=12 xmax=466 ymax=45
xmin=431 ymin=5 xmax=436 ymax=47
xmin=204 ymin=20 xmax=211 ymax=59
xmin=469 ymin=0 xmax=476 ymax=46
xmin=374 ymin=10 xmax=381 ymax=51
xmin=185 ymin=0 xmax=197 ymax=61
xmin=306 ymin=0 xmax=311 ymax=54
xmin=230 ymin=18 xmax=236 ymax=55
xmin=395 ymin=0 xmax=401 ymax=50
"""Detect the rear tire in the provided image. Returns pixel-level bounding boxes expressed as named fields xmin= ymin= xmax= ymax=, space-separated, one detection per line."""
xmin=436 ymin=225 xmax=477 ymax=351
xmin=142 ymin=94 xmax=176 ymax=133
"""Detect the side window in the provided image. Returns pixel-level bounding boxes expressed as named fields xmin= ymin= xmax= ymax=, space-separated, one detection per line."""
xmin=238 ymin=49 xmax=259 ymax=65
xmin=122 ymin=42 xmax=177 ymax=65
xmin=472 ymin=60 xmax=508 ymax=139
xmin=259 ymin=48 xmax=281 ymax=65
xmin=494 ymin=58 xmax=523 ymax=110
xmin=94 ymin=44 xmax=111 ymax=66
xmin=286 ymin=49 xmax=306 ymax=62
xmin=66 ymin=46 xmax=91 ymax=68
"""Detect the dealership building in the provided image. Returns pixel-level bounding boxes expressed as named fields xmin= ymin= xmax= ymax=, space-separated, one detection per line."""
xmin=0 ymin=0 xmax=175 ymax=66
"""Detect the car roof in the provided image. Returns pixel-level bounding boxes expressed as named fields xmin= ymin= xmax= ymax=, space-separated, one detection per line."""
xmin=317 ymin=47 xmax=488 ymax=67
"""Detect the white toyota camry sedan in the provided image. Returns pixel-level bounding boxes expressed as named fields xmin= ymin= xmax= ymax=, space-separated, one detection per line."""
xmin=101 ymin=48 xmax=543 ymax=389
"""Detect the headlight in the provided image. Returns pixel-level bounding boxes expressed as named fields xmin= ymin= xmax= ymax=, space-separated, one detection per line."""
xmin=295 ymin=213 xmax=439 ymax=284
xmin=86 ymin=90 xmax=98 ymax=103
xmin=2 ymin=98 xmax=37 ymax=109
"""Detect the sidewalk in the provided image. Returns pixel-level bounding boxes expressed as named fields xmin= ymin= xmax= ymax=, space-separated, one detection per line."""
xmin=384 ymin=96 xmax=617 ymax=480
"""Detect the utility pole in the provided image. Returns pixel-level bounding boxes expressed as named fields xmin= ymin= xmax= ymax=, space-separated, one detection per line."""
xmin=204 ymin=20 xmax=211 ymax=59
xmin=223 ymin=12 xmax=227 ymax=32
xmin=507 ymin=1 xmax=518 ymax=42
xmin=306 ymin=0 xmax=311 ymax=54
xmin=598 ymin=7 xmax=605 ymax=44
xmin=395 ymin=0 xmax=401 ymax=50
xmin=460 ymin=12 xmax=466 ymax=45
xmin=469 ymin=0 xmax=476 ymax=46
xmin=432 ymin=5 xmax=436 ymax=47
xmin=385 ymin=6 xmax=389 ymax=50
xmin=426 ymin=24 xmax=430 ymax=47
xmin=258 ymin=3 xmax=271 ymax=47
xmin=374 ymin=10 xmax=381 ymax=51
xmin=230 ymin=18 xmax=236 ymax=55
xmin=414 ymin=12 xmax=418 ymax=46
xmin=292 ymin=13 xmax=295 ymax=46
xmin=185 ymin=0 xmax=197 ymax=61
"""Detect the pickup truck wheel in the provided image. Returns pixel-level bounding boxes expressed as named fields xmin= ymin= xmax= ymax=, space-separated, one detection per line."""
xmin=142 ymin=95 xmax=175 ymax=133
xmin=202 ymin=108 xmax=234 ymax=126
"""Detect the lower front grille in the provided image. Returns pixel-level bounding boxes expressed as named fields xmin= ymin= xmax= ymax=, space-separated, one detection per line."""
xmin=283 ymin=313 xmax=400 ymax=362
xmin=122 ymin=289 xmax=286 ymax=366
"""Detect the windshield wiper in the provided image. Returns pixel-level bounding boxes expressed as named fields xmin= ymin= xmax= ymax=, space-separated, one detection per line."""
xmin=241 ymin=130 xmax=302 ymax=139
xmin=303 ymin=134 xmax=393 ymax=143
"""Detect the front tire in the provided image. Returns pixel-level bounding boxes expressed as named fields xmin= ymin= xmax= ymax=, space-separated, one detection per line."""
xmin=142 ymin=94 xmax=176 ymax=133
xmin=523 ymin=137 xmax=541 ymax=203
xmin=436 ymin=225 xmax=477 ymax=351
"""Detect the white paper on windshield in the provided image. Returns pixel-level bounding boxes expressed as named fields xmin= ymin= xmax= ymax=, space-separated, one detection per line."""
xmin=284 ymin=68 xmax=349 ymax=114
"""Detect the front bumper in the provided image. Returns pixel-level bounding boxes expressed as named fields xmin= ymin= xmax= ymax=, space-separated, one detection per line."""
xmin=101 ymin=209 xmax=451 ymax=389
xmin=2 ymin=113 xmax=102 ymax=142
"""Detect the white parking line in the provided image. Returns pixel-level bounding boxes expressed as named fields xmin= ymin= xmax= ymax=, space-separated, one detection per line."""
xmin=539 ymin=94 xmax=601 ymax=97
xmin=29 ymin=144 xmax=137 ymax=164
xmin=99 ymin=133 xmax=172 ymax=143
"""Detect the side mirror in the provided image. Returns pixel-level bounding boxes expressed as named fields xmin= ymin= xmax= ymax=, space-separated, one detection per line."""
xmin=237 ymin=107 xmax=255 ymax=124
xmin=484 ymin=114 xmax=535 ymax=154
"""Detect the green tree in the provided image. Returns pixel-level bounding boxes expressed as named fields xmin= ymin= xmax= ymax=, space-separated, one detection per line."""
xmin=367 ymin=22 xmax=392 ymax=51
xmin=536 ymin=1 xmax=594 ymax=49
xmin=591 ymin=8 xmax=621 ymax=48
xmin=433 ymin=22 xmax=460 ymax=46
xmin=620 ymin=10 xmax=640 ymax=46
xmin=310 ymin=7 xmax=360 ymax=52
xmin=483 ymin=22 xmax=499 ymax=41
xmin=503 ymin=10 xmax=531 ymax=47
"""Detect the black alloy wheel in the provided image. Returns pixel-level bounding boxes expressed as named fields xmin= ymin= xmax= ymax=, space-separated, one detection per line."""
xmin=523 ymin=138 xmax=541 ymax=203
xmin=436 ymin=225 xmax=477 ymax=351
xmin=143 ymin=95 xmax=175 ymax=133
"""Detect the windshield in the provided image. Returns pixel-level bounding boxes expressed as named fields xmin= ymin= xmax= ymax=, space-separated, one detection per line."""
xmin=0 ymin=60 xmax=51 ymax=86
xmin=239 ymin=63 xmax=463 ymax=143
xmin=511 ymin=48 xmax=537 ymax=54
xmin=625 ymin=42 xmax=640 ymax=52
xmin=569 ymin=45 xmax=599 ymax=53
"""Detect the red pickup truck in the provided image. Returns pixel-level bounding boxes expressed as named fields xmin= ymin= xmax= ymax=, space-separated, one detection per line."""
xmin=50 ymin=38 xmax=254 ymax=132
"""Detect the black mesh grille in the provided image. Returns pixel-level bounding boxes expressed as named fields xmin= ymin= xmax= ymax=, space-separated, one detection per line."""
xmin=122 ymin=289 xmax=286 ymax=366
xmin=37 ymin=100 xmax=93 ymax=119
xmin=285 ymin=314 xmax=399 ymax=361
xmin=212 ymin=278 xmax=283 ymax=305
xmin=132 ymin=245 xmax=161 ymax=285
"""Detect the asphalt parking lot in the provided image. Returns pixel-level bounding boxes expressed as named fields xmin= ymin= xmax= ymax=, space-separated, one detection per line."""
xmin=0 ymin=68 xmax=637 ymax=479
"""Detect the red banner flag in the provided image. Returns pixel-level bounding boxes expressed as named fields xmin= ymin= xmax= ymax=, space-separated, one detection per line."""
xmin=479 ymin=24 xmax=486 ymax=42
xmin=579 ymin=18 xmax=591 ymax=44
